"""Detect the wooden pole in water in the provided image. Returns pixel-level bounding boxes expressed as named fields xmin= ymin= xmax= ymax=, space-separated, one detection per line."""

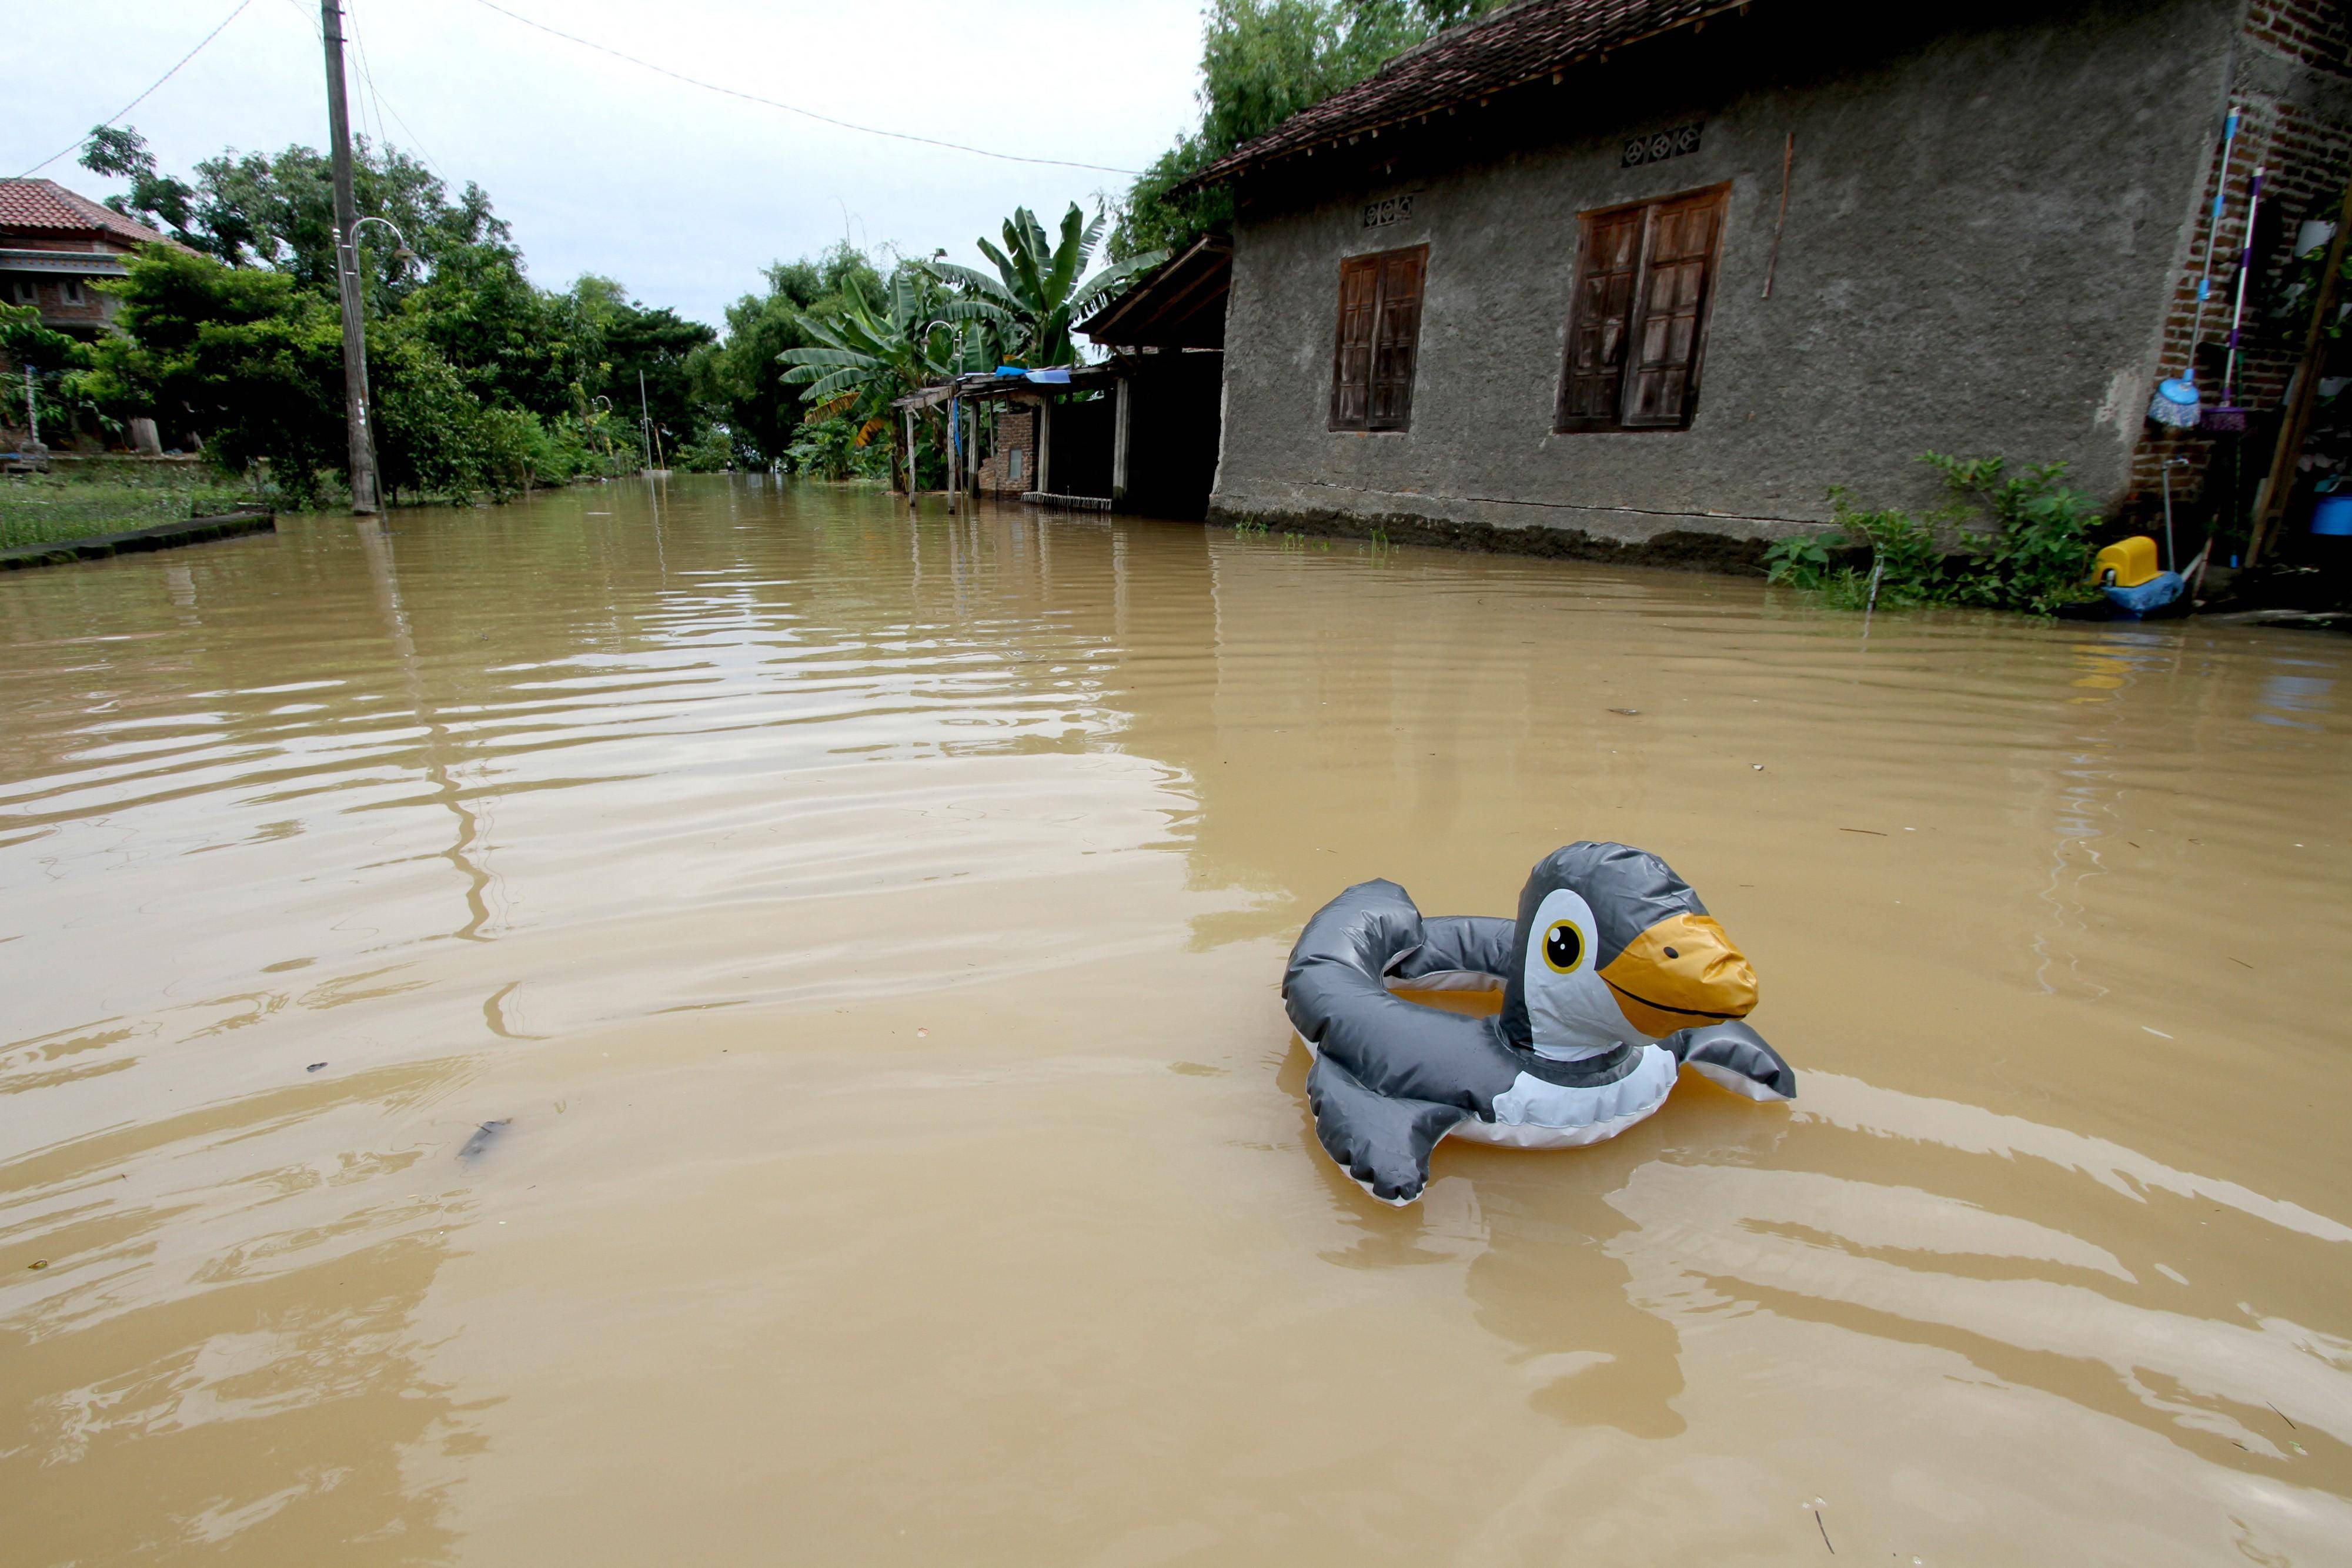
xmin=947 ymin=399 xmax=960 ymax=514
xmin=904 ymin=407 xmax=917 ymax=512
xmin=637 ymin=369 xmax=653 ymax=473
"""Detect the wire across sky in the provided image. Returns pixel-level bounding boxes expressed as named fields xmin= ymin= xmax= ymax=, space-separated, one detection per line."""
xmin=464 ymin=0 xmax=1141 ymax=176
xmin=15 ymin=0 xmax=1145 ymax=187
xmin=11 ymin=0 xmax=260 ymax=179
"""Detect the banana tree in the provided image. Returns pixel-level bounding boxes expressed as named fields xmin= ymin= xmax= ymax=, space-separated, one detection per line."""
xmin=778 ymin=268 xmax=995 ymax=489
xmin=924 ymin=204 xmax=1166 ymax=368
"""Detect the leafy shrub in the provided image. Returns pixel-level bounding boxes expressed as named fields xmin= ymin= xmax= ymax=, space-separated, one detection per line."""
xmin=1770 ymin=454 xmax=2100 ymax=616
xmin=784 ymin=416 xmax=886 ymax=482
xmin=1762 ymin=531 xmax=1835 ymax=589
xmin=1925 ymin=454 xmax=2100 ymax=615
xmin=1820 ymin=487 xmax=1943 ymax=609
xmin=673 ymin=424 xmax=736 ymax=472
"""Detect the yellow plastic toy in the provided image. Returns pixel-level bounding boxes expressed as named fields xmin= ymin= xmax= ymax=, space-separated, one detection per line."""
xmin=2093 ymin=536 xmax=2162 ymax=588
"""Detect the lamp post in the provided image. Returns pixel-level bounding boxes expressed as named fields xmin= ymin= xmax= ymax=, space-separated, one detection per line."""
xmin=350 ymin=215 xmax=418 ymax=270
xmin=336 ymin=215 xmax=415 ymax=508
xmin=590 ymin=394 xmax=618 ymax=475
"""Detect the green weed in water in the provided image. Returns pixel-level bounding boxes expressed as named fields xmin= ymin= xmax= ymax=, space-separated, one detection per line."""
xmin=1769 ymin=453 xmax=2099 ymax=616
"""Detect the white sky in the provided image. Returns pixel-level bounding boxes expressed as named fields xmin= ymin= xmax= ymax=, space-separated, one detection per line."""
xmin=8 ymin=0 xmax=1208 ymax=328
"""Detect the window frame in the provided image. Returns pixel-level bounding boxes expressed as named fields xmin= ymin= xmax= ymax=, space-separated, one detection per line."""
xmin=1328 ymin=242 xmax=1428 ymax=434
xmin=1554 ymin=182 xmax=1730 ymax=435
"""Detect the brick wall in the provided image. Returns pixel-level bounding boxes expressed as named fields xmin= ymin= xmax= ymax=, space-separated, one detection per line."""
xmin=974 ymin=404 xmax=1038 ymax=495
xmin=2127 ymin=2 xmax=2352 ymax=519
xmin=2244 ymin=0 xmax=2352 ymax=71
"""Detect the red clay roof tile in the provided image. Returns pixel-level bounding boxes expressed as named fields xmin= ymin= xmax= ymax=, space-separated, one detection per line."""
xmin=0 ymin=179 xmax=172 ymax=247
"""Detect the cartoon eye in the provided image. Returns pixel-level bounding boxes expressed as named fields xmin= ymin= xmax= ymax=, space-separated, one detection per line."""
xmin=1542 ymin=919 xmax=1585 ymax=974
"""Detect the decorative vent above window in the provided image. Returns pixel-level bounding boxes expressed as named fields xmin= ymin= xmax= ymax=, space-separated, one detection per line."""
xmin=1622 ymin=123 xmax=1703 ymax=168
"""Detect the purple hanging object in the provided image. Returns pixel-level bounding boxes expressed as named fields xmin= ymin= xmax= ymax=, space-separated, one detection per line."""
xmin=2206 ymin=163 xmax=2266 ymax=432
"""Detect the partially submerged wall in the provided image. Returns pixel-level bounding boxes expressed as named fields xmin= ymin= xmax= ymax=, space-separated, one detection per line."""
xmin=1211 ymin=0 xmax=2238 ymax=560
xmin=975 ymin=405 xmax=1039 ymax=496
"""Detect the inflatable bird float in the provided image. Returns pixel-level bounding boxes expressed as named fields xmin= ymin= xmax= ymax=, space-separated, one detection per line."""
xmin=1284 ymin=843 xmax=1795 ymax=1205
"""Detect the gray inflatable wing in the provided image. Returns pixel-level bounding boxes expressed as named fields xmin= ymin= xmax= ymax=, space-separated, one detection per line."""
xmin=1303 ymin=1054 xmax=1465 ymax=1205
xmin=1282 ymin=880 xmax=1532 ymax=1203
xmin=1665 ymin=1021 xmax=1796 ymax=1101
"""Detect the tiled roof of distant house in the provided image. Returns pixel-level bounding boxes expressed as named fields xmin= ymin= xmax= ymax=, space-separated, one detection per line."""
xmin=1187 ymin=0 xmax=1754 ymax=188
xmin=0 ymin=179 xmax=172 ymax=246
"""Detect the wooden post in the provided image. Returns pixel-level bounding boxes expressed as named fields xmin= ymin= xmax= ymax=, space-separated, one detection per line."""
xmin=947 ymin=399 xmax=959 ymax=514
xmin=1111 ymin=375 xmax=1132 ymax=511
xmin=967 ymin=400 xmax=980 ymax=496
xmin=2248 ymin=174 xmax=2352 ymax=565
xmin=1038 ymin=397 xmax=1054 ymax=496
xmin=904 ymin=407 xmax=917 ymax=511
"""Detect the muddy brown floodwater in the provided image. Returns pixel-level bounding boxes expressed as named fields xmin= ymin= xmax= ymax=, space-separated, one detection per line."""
xmin=2 ymin=477 xmax=2348 ymax=1564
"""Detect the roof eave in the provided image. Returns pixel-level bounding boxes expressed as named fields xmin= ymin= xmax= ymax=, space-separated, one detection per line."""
xmin=1174 ymin=0 xmax=1754 ymax=197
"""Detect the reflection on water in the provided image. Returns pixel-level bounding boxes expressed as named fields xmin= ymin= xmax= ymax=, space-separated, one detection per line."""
xmin=1 ymin=477 xmax=2347 ymax=1563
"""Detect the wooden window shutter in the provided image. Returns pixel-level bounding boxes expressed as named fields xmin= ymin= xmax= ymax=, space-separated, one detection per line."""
xmin=1621 ymin=189 xmax=1723 ymax=429
xmin=1369 ymin=245 xmax=1425 ymax=430
xmin=1330 ymin=244 xmax=1426 ymax=432
xmin=1556 ymin=184 xmax=1727 ymax=432
xmin=1557 ymin=209 xmax=1644 ymax=430
xmin=1329 ymin=255 xmax=1379 ymax=430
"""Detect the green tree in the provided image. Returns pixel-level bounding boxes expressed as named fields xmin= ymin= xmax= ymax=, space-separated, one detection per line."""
xmin=81 ymin=246 xmax=572 ymax=504
xmin=76 ymin=246 xmax=344 ymax=499
xmin=1114 ymin=0 xmax=1508 ymax=259
xmin=79 ymin=126 xmax=502 ymax=297
xmin=778 ymin=268 xmax=990 ymax=489
xmin=78 ymin=125 xmax=199 ymax=239
xmin=1 ymin=303 xmax=99 ymax=444
xmin=694 ymin=244 xmax=885 ymax=465
xmin=582 ymin=281 xmax=718 ymax=467
xmin=401 ymin=242 xmax=594 ymax=417
xmin=925 ymin=205 xmax=1162 ymax=368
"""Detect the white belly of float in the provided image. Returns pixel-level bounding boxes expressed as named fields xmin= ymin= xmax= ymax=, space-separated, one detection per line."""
xmin=1295 ymin=1035 xmax=1678 ymax=1149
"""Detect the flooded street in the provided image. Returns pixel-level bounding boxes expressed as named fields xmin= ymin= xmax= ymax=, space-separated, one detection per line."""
xmin=3 ymin=476 xmax=2348 ymax=1564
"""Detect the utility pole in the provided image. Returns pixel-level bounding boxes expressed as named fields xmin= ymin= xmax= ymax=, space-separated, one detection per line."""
xmin=637 ymin=369 xmax=654 ymax=473
xmin=321 ymin=0 xmax=380 ymax=513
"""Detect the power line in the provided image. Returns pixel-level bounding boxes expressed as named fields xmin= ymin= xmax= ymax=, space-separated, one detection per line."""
xmin=288 ymin=0 xmax=448 ymax=180
xmin=464 ymin=0 xmax=1140 ymax=177
xmin=11 ymin=0 xmax=259 ymax=179
xmin=347 ymin=0 xmax=390 ymax=155
xmin=362 ymin=77 xmax=449 ymax=182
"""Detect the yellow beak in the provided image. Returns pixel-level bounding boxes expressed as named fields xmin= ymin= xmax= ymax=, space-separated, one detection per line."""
xmin=1598 ymin=913 xmax=1758 ymax=1038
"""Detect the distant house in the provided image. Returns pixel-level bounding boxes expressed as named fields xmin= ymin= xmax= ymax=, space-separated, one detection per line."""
xmin=0 ymin=179 xmax=177 ymax=453
xmin=902 ymin=238 xmax=1234 ymax=518
xmin=0 ymin=179 xmax=169 ymax=339
xmin=1182 ymin=0 xmax=2352 ymax=561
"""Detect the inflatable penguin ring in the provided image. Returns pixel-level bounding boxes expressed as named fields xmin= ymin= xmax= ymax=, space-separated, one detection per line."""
xmin=1283 ymin=842 xmax=1795 ymax=1205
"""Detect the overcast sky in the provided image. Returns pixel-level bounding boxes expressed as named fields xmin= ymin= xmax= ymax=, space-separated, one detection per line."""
xmin=9 ymin=0 xmax=1208 ymax=328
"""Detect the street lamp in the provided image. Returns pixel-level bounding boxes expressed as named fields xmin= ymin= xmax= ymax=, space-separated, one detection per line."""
xmin=350 ymin=215 xmax=417 ymax=270
xmin=335 ymin=215 xmax=415 ymax=513
xmin=590 ymin=394 xmax=617 ymax=474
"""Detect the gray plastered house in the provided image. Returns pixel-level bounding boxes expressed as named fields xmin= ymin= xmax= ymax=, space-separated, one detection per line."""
xmin=1187 ymin=0 xmax=2352 ymax=564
